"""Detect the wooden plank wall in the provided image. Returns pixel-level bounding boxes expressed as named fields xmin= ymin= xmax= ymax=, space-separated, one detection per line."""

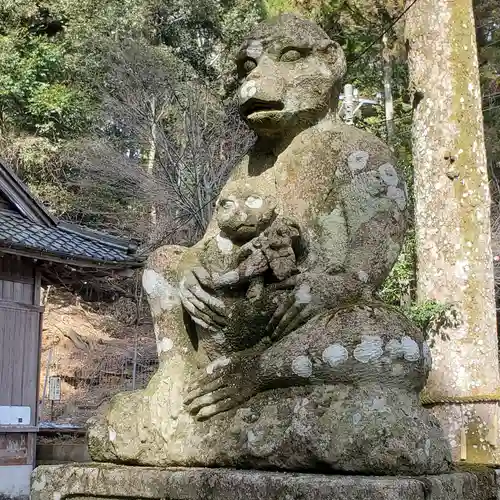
xmin=0 ymin=254 xmax=35 ymax=304
xmin=0 ymin=254 xmax=41 ymax=425
xmin=0 ymin=433 xmax=35 ymax=466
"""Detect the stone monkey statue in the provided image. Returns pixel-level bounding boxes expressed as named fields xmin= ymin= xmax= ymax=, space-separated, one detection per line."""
xmin=88 ymin=13 xmax=451 ymax=476
xmin=184 ymin=177 xmax=303 ymax=360
xmin=199 ymin=178 xmax=302 ymax=297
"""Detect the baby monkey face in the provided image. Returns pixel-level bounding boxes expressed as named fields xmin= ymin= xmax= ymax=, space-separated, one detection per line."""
xmin=216 ymin=183 xmax=277 ymax=242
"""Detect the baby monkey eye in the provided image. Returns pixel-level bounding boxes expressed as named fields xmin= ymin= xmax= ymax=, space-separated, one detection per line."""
xmin=245 ymin=195 xmax=263 ymax=209
xmin=280 ymin=49 xmax=302 ymax=63
xmin=219 ymin=199 xmax=235 ymax=210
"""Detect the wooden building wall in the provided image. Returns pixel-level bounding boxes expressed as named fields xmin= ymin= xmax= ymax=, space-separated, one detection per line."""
xmin=0 ymin=254 xmax=41 ymax=426
xmin=0 ymin=253 xmax=41 ymax=499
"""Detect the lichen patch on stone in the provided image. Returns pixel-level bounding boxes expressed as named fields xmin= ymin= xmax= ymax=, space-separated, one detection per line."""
xmin=387 ymin=186 xmax=407 ymax=210
xmin=212 ymin=331 xmax=226 ymax=344
xmin=246 ymin=40 xmax=263 ymax=59
xmin=216 ymin=233 xmax=234 ymax=254
xmin=357 ymin=270 xmax=369 ymax=283
xmin=240 ymin=80 xmax=257 ymax=100
xmin=158 ymin=337 xmax=174 ymax=354
xmin=378 ymin=163 xmax=399 ymax=186
xmin=353 ymin=335 xmax=384 ymax=363
xmin=206 ymin=356 xmax=231 ymax=374
xmin=401 ymin=336 xmax=420 ymax=361
xmin=322 ymin=344 xmax=349 ymax=367
xmin=295 ymin=283 xmax=312 ymax=304
xmin=347 ymin=150 xmax=369 ymax=172
xmin=245 ymin=195 xmax=263 ymax=208
xmin=291 ymin=355 xmax=313 ymax=377
xmin=142 ymin=269 xmax=180 ymax=315
xmin=32 ymin=474 xmax=47 ymax=492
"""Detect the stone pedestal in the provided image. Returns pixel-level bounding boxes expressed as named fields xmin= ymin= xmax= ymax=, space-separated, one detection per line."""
xmin=31 ymin=464 xmax=497 ymax=500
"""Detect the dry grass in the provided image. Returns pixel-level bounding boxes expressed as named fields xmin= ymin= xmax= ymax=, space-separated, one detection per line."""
xmin=39 ymin=289 xmax=157 ymax=426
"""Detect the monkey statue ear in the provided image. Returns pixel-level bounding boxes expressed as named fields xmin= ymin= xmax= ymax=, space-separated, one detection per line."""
xmin=323 ymin=40 xmax=347 ymax=81
xmin=317 ymin=39 xmax=341 ymax=52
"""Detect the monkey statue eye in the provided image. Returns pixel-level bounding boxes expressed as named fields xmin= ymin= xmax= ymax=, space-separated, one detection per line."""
xmin=243 ymin=59 xmax=257 ymax=73
xmin=280 ymin=49 xmax=302 ymax=63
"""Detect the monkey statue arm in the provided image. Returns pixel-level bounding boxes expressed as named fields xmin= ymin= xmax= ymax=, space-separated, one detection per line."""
xmin=265 ymin=146 xmax=408 ymax=340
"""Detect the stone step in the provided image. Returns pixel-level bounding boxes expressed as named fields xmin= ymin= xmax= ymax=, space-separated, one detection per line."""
xmin=30 ymin=464 xmax=498 ymax=500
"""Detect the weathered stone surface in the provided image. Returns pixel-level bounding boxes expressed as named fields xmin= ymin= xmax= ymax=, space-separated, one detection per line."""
xmin=87 ymin=13 xmax=451 ymax=474
xmin=30 ymin=464 xmax=496 ymax=500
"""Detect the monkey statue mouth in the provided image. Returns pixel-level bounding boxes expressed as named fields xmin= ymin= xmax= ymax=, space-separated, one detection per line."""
xmin=240 ymin=97 xmax=285 ymax=118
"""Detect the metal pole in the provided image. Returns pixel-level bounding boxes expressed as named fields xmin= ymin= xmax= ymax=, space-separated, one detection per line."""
xmin=343 ymin=84 xmax=355 ymax=125
xmin=132 ymin=334 xmax=138 ymax=390
xmin=382 ymin=34 xmax=395 ymax=149
xmin=39 ymin=348 xmax=52 ymax=422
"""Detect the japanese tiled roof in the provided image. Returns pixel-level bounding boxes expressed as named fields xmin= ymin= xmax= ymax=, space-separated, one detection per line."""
xmin=0 ymin=159 xmax=144 ymax=268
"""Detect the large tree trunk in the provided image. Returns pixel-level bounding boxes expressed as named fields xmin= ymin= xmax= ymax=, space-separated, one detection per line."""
xmin=406 ymin=0 xmax=500 ymax=463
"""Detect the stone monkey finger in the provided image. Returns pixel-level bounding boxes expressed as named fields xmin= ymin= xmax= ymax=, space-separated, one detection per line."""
xmin=267 ymin=279 xmax=311 ymax=336
xmin=270 ymin=300 xmax=306 ymax=340
xmin=212 ymin=270 xmax=240 ymax=289
xmin=215 ymin=252 xmax=269 ymax=290
xmin=180 ymin=288 xmax=215 ymax=319
xmin=266 ymin=294 xmax=296 ymax=335
xmin=279 ymin=304 xmax=315 ymax=339
xmin=192 ymin=266 xmax=214 ymax=288
xmin=186 ymin=387 xmax=234 ymax=416
xmin=195 ymin=398 xmax=238 ymax=421
xmin=179 ymin=290 xmax=224 ymax=329
xmin=191 ymin=315 xmax=217 ymax=332
xmin=268 ymin=275 xmax=299 ymax=291
xmin=236 ymin=243 xmax=255 ymax=264
xmin=186 ymin=368 xmax=228 ymax=396
xmin=270 ymin=281 xmax=314 ymax=338
xmin=184 ymin=378 xmax=227 ymax=405
xmin=179 ymin=292 xmax=216 ymax=329
xmin=186 ymin=282 xmax=227 ymax=321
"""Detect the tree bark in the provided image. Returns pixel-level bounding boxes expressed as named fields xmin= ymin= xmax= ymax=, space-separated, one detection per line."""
xmin=406 ymin=0 xmax=500 ymax=463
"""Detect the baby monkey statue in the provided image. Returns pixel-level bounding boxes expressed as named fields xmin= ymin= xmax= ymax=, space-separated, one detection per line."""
xmin=88 ymin=13 xmax=452 ymax=475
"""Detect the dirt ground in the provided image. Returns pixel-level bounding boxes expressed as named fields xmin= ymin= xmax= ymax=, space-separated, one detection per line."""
xmin=39 ymin=289 xmax=156 ymax=427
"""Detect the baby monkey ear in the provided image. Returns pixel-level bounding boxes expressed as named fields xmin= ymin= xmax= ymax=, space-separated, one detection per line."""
xmin=265 ymin=194 xmax=278 ymax=210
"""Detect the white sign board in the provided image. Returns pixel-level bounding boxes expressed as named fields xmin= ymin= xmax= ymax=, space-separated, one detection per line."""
xmin=0 ymin=406 xmax=31 ymax=425
xmin=48 ymin=376 xmax=61 ymax=401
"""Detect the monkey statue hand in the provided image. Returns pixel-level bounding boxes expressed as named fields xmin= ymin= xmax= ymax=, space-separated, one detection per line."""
xmin=265 ymin=271 xmax=363 ymax=341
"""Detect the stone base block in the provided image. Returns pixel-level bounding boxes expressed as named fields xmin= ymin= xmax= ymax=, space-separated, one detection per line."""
xmin=31 ymin=463 xmax=497 ymax=500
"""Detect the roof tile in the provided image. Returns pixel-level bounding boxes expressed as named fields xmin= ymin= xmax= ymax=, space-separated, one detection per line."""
xmin=0 ymin=210 xmax=139 ymax=265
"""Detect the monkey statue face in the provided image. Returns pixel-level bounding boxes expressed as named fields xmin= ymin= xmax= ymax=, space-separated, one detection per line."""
xmin=215 ymin=180 xmax=278 ymax=242
xmin=235 ymin=13 xmax=346 ymax=136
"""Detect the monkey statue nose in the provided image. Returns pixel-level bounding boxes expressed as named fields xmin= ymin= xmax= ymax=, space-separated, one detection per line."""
xmin=239 ymin=80 xmax=259 ymax=101
xmin=238 ymin=78 xmax=286 ymax=119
